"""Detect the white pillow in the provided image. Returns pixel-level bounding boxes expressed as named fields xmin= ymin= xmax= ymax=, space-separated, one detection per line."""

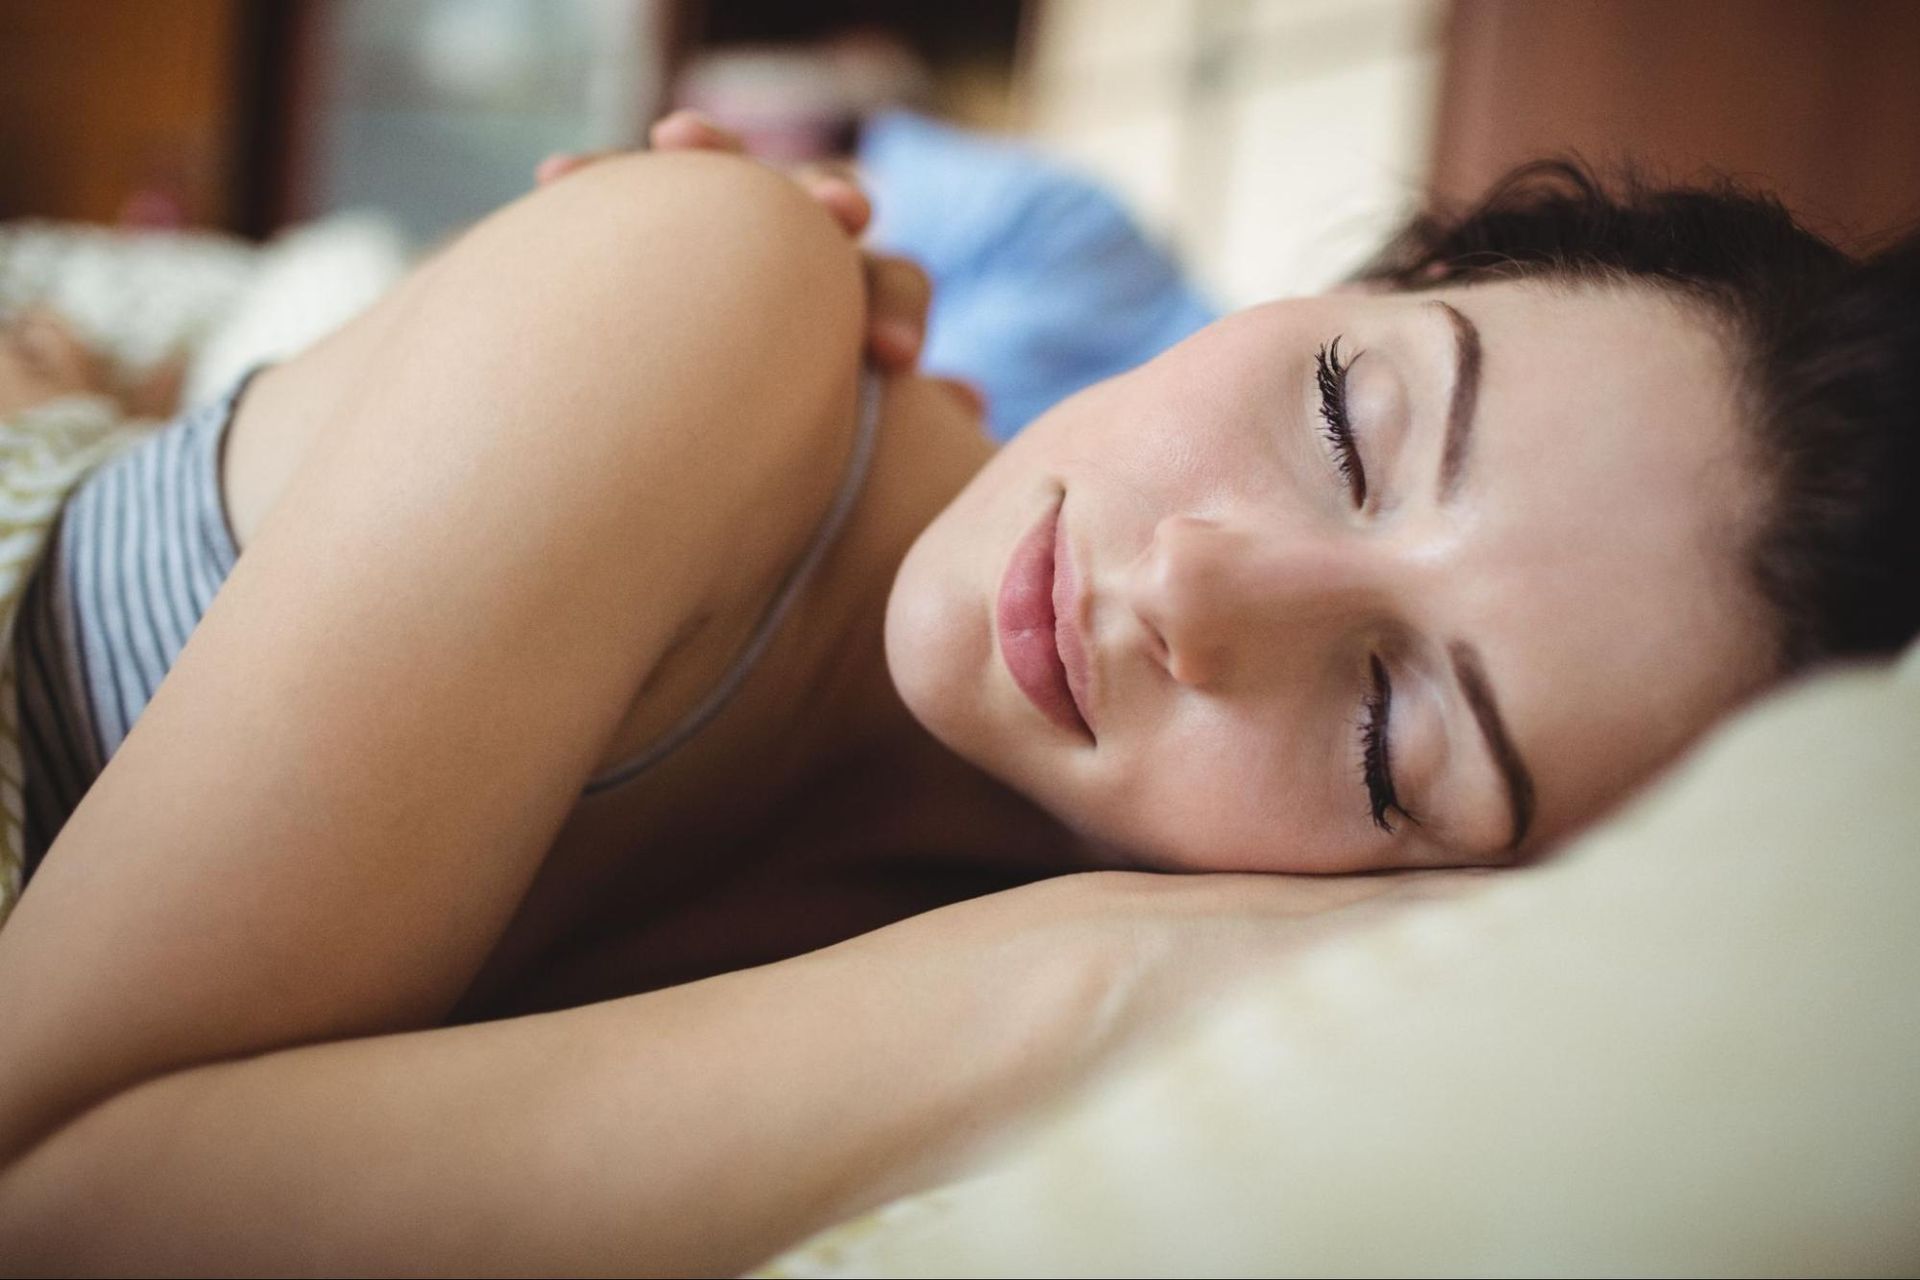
xmin=0 ymin=213 xmax=410 ymax=411
xmin=766 ymin=653 xmax=1920 ymax=1277
xmin=0 ymin=220 xmax=256 ymax=375
xmin=183 ymin=213 xmax=410 ymax=406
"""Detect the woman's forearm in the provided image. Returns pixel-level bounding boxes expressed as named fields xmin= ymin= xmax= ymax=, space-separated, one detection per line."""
xmin=0 ymin=858 xmax=1460 ymax=1275
xmin=0 ymin=896 xmax=1109 ymax=1277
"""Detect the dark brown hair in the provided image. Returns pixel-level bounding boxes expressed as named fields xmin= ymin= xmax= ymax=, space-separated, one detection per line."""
xmin=1355 ymin=159 xmax=1919 ymax=672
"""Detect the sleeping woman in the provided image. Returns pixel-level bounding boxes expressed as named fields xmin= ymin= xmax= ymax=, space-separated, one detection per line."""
xmin=0 ymin=116 xmax=1913 ymax=1274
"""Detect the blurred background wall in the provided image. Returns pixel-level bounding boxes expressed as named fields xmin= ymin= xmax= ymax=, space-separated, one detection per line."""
xmin=1432 ymin=0 xmax=1920 ymax=253
xmin=1022 ymin=0 xmax=1440 ymax=305
xmin=0 ymin=0 xmax=260 ymax=230
xmin=1 ymin=0 xmax=1917 ymax=302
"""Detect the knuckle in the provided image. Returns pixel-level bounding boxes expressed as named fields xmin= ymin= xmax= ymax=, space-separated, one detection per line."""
xmin=869 ymin=255 xmax=932 ymax=304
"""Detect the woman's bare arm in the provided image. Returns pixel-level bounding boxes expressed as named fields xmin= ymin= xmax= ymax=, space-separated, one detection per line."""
xmin=0 ymin=151 xmax=864 ymax=1166
xmin=0 ymin=868 xmax=1458 ymax=1276
xmin=0 ymin=885 xmax=1100 ymax=1275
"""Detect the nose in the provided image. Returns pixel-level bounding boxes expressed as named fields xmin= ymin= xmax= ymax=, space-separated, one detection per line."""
xmin=1120 ymin=513 xmax=1380 ymax=689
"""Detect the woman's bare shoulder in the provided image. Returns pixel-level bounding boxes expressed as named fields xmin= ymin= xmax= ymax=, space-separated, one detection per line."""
xmin=230 ymin=150 xmax=868 ymax=604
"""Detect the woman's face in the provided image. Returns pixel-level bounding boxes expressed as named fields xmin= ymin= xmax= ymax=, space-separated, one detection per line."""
xmin=885 ymin=279 xmax=1774 ymax=872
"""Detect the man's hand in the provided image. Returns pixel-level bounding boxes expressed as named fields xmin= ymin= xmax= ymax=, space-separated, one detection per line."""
xmin=536 ymin=111 xmax=984 ymax=417
xmin=0 ymin=308 xmax=185 ymax=421
xmin=0 ymin=308 xmax=107 ymax=417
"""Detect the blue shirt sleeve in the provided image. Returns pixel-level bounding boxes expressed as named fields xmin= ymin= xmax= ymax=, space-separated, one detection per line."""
xmin=858 ymin=111 xmax=1221 ymax=441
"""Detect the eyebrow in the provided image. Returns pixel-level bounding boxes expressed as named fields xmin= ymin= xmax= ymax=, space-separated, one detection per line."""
xmin=1448 ymin=640 xmax=1536 ymax=853
xmin=1424 ymin=303 xmax=1527 ymax=849
xmin=1433 ymin=300 xmax=1482 ymax=500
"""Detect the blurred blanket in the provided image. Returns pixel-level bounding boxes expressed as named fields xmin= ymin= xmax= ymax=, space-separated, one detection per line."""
xmin=861 ymin=110 xmax=1219 ymax=440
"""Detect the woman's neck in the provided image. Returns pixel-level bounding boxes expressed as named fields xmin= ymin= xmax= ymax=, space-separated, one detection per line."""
xmin=787 ymin=372 xmax=1102 ymax=878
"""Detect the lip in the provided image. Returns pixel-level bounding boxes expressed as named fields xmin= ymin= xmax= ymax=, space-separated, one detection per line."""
xmin=1051 ymin=503 xmax=1097 ymax=736
xmin=996 ymin=492 xmax=1096 ymax=741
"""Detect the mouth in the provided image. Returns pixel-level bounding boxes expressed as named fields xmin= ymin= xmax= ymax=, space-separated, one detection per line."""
xmin=996 ymin=490 xmax=1096 ymax=742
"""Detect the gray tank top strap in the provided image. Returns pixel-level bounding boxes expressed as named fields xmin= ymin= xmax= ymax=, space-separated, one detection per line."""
xmin=580 ymin=365 xmax=885 ymax=797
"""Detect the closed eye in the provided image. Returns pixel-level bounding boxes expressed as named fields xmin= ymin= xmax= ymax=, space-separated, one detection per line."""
xmin=1315 ymin=337 xmax=1367 ymax=506
xmin=1361 ymin=653 xmax=1407 ymax=833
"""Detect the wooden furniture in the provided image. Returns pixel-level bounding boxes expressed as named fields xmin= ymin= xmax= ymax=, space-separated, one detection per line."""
xmin=1432 ymin=0 xmax=1920 ymax=248
xmin=0 ymin=0 xmax=269 ymax=230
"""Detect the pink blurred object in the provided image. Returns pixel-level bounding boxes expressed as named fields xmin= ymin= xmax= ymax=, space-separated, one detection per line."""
xmin=118 ymin=187 xmax=189 ymax=231
xmin=675 ymin=32 xmax=932 ymax=163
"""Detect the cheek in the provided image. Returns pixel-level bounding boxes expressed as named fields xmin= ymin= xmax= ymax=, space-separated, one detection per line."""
xmin=884 ymin=521 xmax=991 ymax=750
xmin=1088 ymin=702 xmax=1333 ymax=873
xmin=881 ymin=387 xmax=1150 ymax=761
xmin=1040 ymin=364 xmax=1252 ymax=503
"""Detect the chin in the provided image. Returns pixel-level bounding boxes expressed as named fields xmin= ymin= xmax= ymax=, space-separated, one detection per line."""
xmin=885 ymin=514 xmax=1080 ymax=817
xmin=883 ymin=520 xmax=991 ymax=756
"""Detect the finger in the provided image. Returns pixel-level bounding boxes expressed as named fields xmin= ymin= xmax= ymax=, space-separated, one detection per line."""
xmin=11 ymin=309 xmax=92 ymax=384
xmin=121 ymin=355 xmax=186 ymax=420
xmin=535 ymin=150 xmax=618 ymax=186
xmin=796 ymin=170 xmax=872 ymax=237
xmin=535 ymin=153 xmax=578 ymax=185
xmin=792 ymin=157 xmax=862 ymax=185
xmin=929 ymin=376 xmax=987 ymax=420
xmin=648 ymin=109 xmax=745 ymax=154
xmin=862 ymin=255 xmax=933 ymax=371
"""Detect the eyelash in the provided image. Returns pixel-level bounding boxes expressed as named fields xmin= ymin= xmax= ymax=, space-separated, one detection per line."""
xmin=1360 ymin=655 xmax=1406 ymax=834
xmin=1318 ymin=339 xmax=1400 ymax=834
xmin=1314 ymin=336 xmax=1367 ymax=506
